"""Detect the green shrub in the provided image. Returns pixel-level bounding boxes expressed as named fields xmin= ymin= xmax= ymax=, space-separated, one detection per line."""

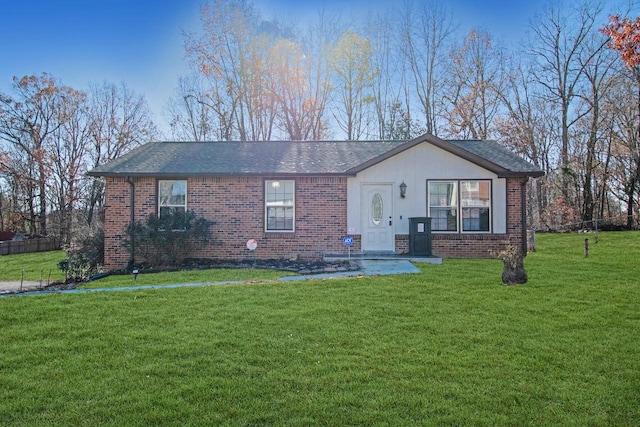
xmin=59 ymin=222 xmax=104 ymax=281
xmin=124 ymin=211 xmax=212 ymax=268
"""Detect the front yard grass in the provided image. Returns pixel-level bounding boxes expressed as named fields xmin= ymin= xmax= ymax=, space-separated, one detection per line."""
xmin=82 ymin=268 xmax=296 ymax=288
xmin=0 ymin=250 xmax=66 ymax=283
xmin=0 ymin=231 xmax=638 ymax=425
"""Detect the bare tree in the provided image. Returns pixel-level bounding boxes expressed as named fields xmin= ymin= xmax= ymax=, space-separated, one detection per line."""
xmin=528 ymin=1 xmax=604 ymax=199
xmin=365 ymin=11 xmax=403 ymax=139
xmin=400 ymin=0 xmax=455 ymax=136
xmin=0 ymin=74 xmax=73 ymax=235
xmin=496 ymin=61 xmax=559 ymax=228
xmin=86 ymin=81 xmax=157 ymax=225
xmin=184 ymin=0 xmax=265 ymax=141
xmin=601 ymin=13 xmax=640 ymax=227
xmin=330 ymin=31 xmax=375 ymax=140
xmin=50 ymin=89 xmax=90 ymax=244
xmin=574 ymin=30 xmax=616 ymax=225
xmin=604 ymin=69 xmax=640 ymax=227
xmin=269 ymin=38 xmax=327 ymax=140
xmin=297 ymin=10 xmax=336 ymax=140
xmin=443 ymin=29 xmax=507 ymax=140
xmin=166 ymin=75 xmax=220 ymax=141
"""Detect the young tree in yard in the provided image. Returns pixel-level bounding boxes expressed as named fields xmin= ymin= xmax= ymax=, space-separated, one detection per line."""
xmin=601 ymin=15 xmax=640 ymax=227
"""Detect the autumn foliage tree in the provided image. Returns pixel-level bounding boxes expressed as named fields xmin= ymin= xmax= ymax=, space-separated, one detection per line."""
xmin=0 ymin=74 xmax=156 ymax=247
xmin=601 ymin=15 xmax=640 ymax=227
xmin=601 ymin=16 xmax=640 ymax=69
xmin=0 ymin=74 xmax=73 ymax=236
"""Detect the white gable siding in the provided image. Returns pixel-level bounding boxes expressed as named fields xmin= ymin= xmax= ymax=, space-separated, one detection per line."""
xmin=347 ymin=142 xmax=507 ymax=236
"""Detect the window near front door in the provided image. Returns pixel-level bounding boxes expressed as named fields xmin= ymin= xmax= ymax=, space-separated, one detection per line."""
xmin=460 ymin=181 xmax=490 ymax=232
xmin=158 ymin=180 xmax=187 ymax=229
xmin=265 ymin=180 xmax=295 ymax=232
xmin=429 ymin=181 xmax=458 ymax=232
xmin=428 ymin=180 xmax=491 ymax=233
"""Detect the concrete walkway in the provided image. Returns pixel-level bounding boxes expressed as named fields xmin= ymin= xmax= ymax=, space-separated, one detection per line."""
xmin=0 ymin=259 xmax=423 ymax=297
xmin=0 ymin=281 xmax=47 ymax=294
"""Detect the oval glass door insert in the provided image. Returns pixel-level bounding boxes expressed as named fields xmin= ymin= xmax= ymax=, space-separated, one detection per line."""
xmin=371 ymin=193 xmax=383 ymax=225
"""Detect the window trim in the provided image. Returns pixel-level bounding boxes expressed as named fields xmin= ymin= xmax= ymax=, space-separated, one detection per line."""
xmin=460 ymin=180 xmax=491 ymax=233
xmin=427 ymin=180 xmax=459 ymax=233
xmin=427 ymin=179 xmax=492 ymax=234
xmin=264 ymin=179 xmax=295 ymax=233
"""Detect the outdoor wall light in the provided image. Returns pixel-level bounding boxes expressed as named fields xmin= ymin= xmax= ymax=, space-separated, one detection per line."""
xmin=400 ymin=181 xmax=407 ymax=198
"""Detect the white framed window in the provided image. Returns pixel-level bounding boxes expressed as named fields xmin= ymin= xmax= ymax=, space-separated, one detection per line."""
xmin=428 ymin=181 xmax=458 ymax=232
xmin=461 ymin=181 xmax=491 ymax=232
xmin=158 ymin=180 xmax=187 ymax=219
xmin=265 ymin=180 xmax=295 ymax=232
xmin=428 ymin=180 xmax=491 ymax=233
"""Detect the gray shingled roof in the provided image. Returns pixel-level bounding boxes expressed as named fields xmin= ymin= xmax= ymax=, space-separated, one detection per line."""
xmin=87 ymin=134 xmax=543 ymax=178
xmin=447 ymin=140 xmax=544 ymax=176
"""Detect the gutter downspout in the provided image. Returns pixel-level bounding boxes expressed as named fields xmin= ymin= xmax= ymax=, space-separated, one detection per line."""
xmin=521 ymin=179 xmax=528 ymax=256
xmin=126 ymin=177 xmax=135 ymax=268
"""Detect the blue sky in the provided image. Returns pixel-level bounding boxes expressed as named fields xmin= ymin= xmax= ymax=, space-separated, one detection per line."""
xmin=0 ymin=0 xmax=625 ymax=135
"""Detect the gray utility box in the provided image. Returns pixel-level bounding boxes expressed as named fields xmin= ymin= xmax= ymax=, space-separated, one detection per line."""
xmin=409 ymin=217 xmax=432 ymax=256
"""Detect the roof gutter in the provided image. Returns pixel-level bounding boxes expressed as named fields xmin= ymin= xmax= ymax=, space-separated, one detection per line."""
xmin=497 ymin=170 xmax=545 ymax=178
xmin=521 ymin=179 xmax=528 ymax=256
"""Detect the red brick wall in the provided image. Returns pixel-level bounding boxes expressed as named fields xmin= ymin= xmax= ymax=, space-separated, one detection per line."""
xmin=425 ymin=176 xmax=528 ymax=259
xmin=103 ymin=176 xmax=348 ymax=270
xmin=103 ymin=177 xmax=157 ymax=270
xmin=103 ymin=175 xmax=528 ymax=268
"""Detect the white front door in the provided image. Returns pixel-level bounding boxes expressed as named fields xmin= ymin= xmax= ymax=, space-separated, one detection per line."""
xmin=362 ymin=184 xmax=394 ymax=252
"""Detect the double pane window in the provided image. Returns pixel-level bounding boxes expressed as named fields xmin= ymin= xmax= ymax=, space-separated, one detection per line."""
xmin=429 ymin=182 xmax=458 ymax=232
xmin=265 ymin=180 xmax=294 ymax=232
xmin=460 ymin=181 xmax=490 ymax=232
xmin=428 ymin=180 xmax=491 ymax=232
xmin=159 ymin=180 xmax=187 ymax=228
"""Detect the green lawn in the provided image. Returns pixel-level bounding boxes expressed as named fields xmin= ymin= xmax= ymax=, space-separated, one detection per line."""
xmin=0 ymin=251 xmax=295 ymax=287
xmin=1 ymin=232 xmax=639 ymax=425
xmin=0 ymin=250 xmax=67 ymax=283
xmin=82 ymin=268 xmax=296 ymax=288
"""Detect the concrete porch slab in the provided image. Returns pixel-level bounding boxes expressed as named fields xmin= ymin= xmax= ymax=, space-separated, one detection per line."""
xmin=324 ymin=253 xmax=442 ymax=264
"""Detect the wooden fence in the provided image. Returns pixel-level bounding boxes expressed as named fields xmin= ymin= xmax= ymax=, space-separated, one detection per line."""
xmin=0 ymin=238 xmax=61 ymax=256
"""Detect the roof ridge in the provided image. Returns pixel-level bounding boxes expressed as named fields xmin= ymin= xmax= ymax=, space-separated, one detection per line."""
xmin=156 ymin=139 xmax=407 ymax=144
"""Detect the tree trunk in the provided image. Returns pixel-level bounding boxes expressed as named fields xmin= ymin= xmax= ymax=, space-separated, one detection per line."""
xmin=38 ymin=163 xmax=47 ymax=236
xmin=561 ymin=98 xmax=570 ymax=200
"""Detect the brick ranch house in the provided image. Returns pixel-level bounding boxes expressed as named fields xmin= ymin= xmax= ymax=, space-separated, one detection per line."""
xmin=88 ymin=133 xmax=543 ymax=270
